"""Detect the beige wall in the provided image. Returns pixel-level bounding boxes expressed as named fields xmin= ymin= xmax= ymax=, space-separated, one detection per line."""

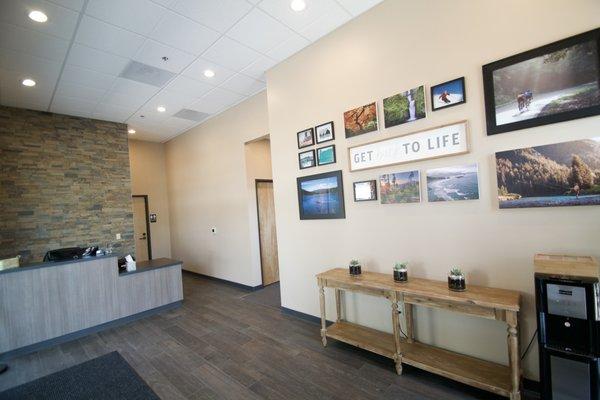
xmin=128 ymin=140 xmax=172 ymax=259
xmin=165 ymin=92 xmax=270 ymax=287
xmin=266 ymin=0 xmax=600 ymax=380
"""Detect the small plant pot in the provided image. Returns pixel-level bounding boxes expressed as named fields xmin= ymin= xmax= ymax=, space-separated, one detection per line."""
xmin=349 ymin=265 xmax=362 ymax=276
xmin=448 ymin=275 xmax=466 ymax=291
xmin=393 ymin=269 xmax=408 ymax=282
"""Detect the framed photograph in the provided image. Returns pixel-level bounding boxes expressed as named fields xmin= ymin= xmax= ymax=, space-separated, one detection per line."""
xmin=297 ymin=170 xmax=346 ymax=220
xmin=353 ymin=180 xmax=377 ymax=202
xmin=379 ymin=171 xmax=421 ymax=204
xmin=426 ymin=164 xmax=479 ymax=202
xmin=317 ymin=145 xmax=336 ymax=166
xmin=495 ymin=136 xmax=600 ymax=209
xmin=431 ymin=77 xmax=466 ymax=111
xmin=344 ymin=102 xmax=378 ymax=138
xmin=483 ymin=28 xmax=600 ymax=136
xmin=315 ymin=121 xmax=335 ymax=144
xmin=383 ymin=85 xmax=426 ymax=128
xmin=298 ymin=149 xmax=315 ymax=170
xmin=297 ymin=128 xmax=314 ymax=149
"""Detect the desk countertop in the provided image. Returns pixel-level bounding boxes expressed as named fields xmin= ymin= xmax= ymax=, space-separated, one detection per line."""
xmin=119 ymin=258 xmax=182 ymax=276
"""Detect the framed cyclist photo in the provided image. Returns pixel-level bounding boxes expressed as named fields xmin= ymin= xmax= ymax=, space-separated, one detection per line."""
xmin=482 ymin=28 xmax=600 ymax=136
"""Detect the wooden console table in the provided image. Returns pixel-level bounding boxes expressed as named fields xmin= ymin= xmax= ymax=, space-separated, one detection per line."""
xmin=316 ymin=268 xmax=521 ymax=399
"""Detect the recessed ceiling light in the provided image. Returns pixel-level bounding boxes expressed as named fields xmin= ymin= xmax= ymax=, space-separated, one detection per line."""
xmin=22 ymin=78 xmax=36 ymax=87
xmin=157 ymin=106 xmax=166 ymax=112
xmin=203 ymin=69 xmax=215 ymax=78
xmin=290 ymin=0 xmax=306 ymax=12
xmin=28 ymin=10 xmax=48 ymax=23
xmin=128 ymin=129 xmax=136 ymax=134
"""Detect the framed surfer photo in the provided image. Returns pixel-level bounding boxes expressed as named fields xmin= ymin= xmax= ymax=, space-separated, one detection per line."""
xmin=483 ymin=28 xmax=600 ymax=136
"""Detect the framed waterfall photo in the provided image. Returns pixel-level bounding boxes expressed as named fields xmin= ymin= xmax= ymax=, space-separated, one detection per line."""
xmin=483 ymin=28 xmax=600 ymax=136
xmin=383 ymin=85 xmax=426 ymax=128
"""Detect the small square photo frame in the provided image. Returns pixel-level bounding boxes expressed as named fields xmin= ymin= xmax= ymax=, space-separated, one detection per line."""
xmin=353 ymin=180 xmax=377 ymax=202
xmin=315 ymin=121 xmax=335 ymax=144
xmin=431 ymin=77 xmax=466 ymax=111
xmin=317 ymin=145 xmax=336 ymax=166
xmin=298 ymin=149 xmax=316 ymax=170
xmin=297 ymin=128 xmax=314 ymax=149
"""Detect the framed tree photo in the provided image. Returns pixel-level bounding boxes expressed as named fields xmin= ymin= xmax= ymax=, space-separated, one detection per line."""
xmin=483 ymin=28 xmax=600 ymax=135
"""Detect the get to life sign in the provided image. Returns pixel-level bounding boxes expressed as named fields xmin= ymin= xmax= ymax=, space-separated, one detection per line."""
xmin=348 ymin=121 xmax=469 ymax=172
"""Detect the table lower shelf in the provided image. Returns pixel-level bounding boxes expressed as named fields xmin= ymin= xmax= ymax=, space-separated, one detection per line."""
xmin=325 ymin=321 xmax=512 ymax=398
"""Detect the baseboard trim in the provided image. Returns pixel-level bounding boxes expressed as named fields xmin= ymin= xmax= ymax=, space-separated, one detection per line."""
xmin=183 ymin=270 xmax=263 ymax=291
xmin=0 ymin=301 xmax=182 ymax=361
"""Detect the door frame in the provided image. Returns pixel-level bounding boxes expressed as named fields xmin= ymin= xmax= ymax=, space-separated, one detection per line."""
xmin=132 ymin=194 xmax=152 ymax=260
xmin=255 ymin=179 xmax=277 ymax=286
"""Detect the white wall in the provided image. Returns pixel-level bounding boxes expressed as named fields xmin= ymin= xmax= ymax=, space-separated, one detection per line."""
xmin=266 ymin=0 xmax=600 ymax=380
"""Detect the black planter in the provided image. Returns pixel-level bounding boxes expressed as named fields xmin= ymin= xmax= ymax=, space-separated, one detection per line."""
xmin=349 ymin=265 xmax=362 ymax=275
xmin=448 ymin=275 xmax=466 ymax=291
xmin=393 ymin=269 xmax=407 ymax=282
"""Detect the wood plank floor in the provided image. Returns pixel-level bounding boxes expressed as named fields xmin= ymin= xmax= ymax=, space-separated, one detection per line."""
xmin=0 ymin=273 xmax=536 ymax=399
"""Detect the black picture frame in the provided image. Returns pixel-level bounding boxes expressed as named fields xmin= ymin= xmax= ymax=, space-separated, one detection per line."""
xmin=297 ymin=128 xmax=314 ymax=149
xmin=353 ymin=180 xmax=377 ymax=202
xmin=430 ymin=77 xmax=466 ymax=111
xmin=315 ymin=121 xmax=335 ymax=144
xmin=298 ymin=149 xmax=315 ymax=170
xmin=316 ymin=145 xmax=336 ymax=166
xmin=483 ymin=28 xmax=600 ymax=136
xmin=297 ymin=170 xmax=345 ymax=220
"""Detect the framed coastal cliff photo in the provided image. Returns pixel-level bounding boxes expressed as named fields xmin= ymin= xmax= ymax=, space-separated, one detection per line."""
xmin=426 ymin=164 xmax=479 ymax=202
xmin=495 ymin=137 xmax=600 ymax=208
xmin=483 ymin=28 xmax=600 ymax=135
xmin=297 ymin=170 xmax=345 ymax=220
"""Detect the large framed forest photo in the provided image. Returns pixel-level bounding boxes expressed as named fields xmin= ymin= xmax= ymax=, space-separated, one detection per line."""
xmin=483 ymin=28 xmax=600 ymax=135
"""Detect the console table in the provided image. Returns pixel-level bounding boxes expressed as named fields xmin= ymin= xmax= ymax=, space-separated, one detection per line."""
xmin=316 ymin=268 xmax=521 ymax=399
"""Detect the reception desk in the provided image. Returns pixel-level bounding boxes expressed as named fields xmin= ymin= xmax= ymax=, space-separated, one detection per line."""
xmin=0 ymin=256 xmax=183 ymax=358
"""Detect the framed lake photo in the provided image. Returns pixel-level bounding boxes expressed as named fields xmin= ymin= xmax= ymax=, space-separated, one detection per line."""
xmin=427 ymin=164 xmax=479 ymax=202
xmin=353 ymin=180 xmax=377 ymax=202
xmin=317 ymin=145 xmax=336 ymax=166
xmin=298 ymin=149 xmax=315 ymax=170
xmin=297 ymin=170 xmax=345 ymax=220
xmin=297 ymin=128 xmax=314 ymax=149
xmin=379 ymin=171 xmax=421 ymax=204
xmin=344 ymin=102 xmax=378 ymax=138
xmin=431 ymin=77 xmax=466 ymax=111
xmin=483 ymin=28 xmax=600 ymax=135
xmin=495 ymin=137 xmax=600 ymax=209
xmin=383 ymin=85 xmax=426 ymax=128
xmin=315 ymin=121 xmax=335 ymax=144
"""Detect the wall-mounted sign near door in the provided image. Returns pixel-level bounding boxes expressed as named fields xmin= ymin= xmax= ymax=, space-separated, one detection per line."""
xmin=149 ymin=213 xmax=157 ymax=223
xmin=348 ymin=121 xmax=469 ymax=172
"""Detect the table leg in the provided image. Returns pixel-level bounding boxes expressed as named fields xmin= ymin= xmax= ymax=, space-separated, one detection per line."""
xmin=319 ymin=282 xmax=327 ymax=347
xmin=334 ymin=288 xmax=342 ymax=322
xmin=391 ymin=295 xmax=403 ymax=375
xmin=507 ymin=311 xmax=521 ymax=400
xmin=404 ymin=303 xmax=414 ymax=343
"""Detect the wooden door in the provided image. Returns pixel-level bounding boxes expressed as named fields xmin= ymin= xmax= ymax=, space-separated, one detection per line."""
xmin=256 ymin=181 xmax=279 ymax=285
xmin=132 ymin=196 xmax=150 ymax=262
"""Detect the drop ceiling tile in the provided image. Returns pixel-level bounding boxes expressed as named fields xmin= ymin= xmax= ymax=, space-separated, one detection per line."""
xmin=133 ymin=40 xmax=195 ymax=74
xmin=183 ymin=57 xmax=235 ymax=86
xmin=202 ymin=37 xmax=261 ymax=71
xmin=149 ymin=11 xmax=220 ymax=56
xmin=166 ymin=75 xmax=214 ymax=97
xmin=240 ymin=56 xmax=277 ymax=82
xmin=60 ymin=65 xmax=116 ymax=90
xmin=75 ymin=16 xmax=145 ymax=58
xmin=0 ymin=48 xmax=62 ymax=78
xmin=86 ymin=0 xmax=165 ymax=36
xmin=0 ymin=22 xmax=70 ymax=62
xmin=66 ymin=44 xmax=130 ymax=76
xmin=226 ymin=8 xmax=294 ymax=53
xmin=258 ymin=0 xmax=342 ymax=32
xmin=266 ymin=33 xmax=309 ymax=62
xmin=336 ymin=0 xmax=383 ymax=16
xmin=221 ymin=73 xmax=266 ymax=96
xmin=0 ymin=0 xmax=80 ymax=40
xmin=93 ymin=103 xmax=138 ymax=122
xmin=140 ymin=89 xmax=198 ymax=116
xmin=111 ymin=77 xmax=160 ymax=98
xmin=54 ymin=81 xmax=107 ymax=103
xmin=172 ymin=0 xmax=252 ymax=33
xmin=50 ymin=95 xmax=98 ymax=116
xmin=101 ymin=90 xmax=148 ymax=110
xmin=189 ymin=87 xmax=244 ymax=114
xmin=149 ymin=0 xmax=176 ymax=7
xmin=300 ymin=5 xmax=351 ymax=41
xmin=47 ymin=0 xmax=85 ymax=11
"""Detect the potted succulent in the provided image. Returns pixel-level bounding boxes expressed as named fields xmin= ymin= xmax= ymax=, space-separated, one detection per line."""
xmin=393 ymin=262 xmax=408 ymax=282
xmin=349 ymin=259 xmax=362 ymax=276
xmin=448 ymin=267 xmax=466 ymax=291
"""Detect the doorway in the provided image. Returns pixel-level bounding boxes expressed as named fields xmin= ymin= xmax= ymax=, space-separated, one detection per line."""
xmin=132 ymin=195 xmax=152 ymax=261
xmin=256 ymin=180 xmax=279 ymax=286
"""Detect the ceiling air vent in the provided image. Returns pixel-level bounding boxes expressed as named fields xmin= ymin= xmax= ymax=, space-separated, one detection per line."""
xmin=119 ymin=61 xmax=175 ymax=88
xmin=173 ymin=109 xmax=210 ymax=122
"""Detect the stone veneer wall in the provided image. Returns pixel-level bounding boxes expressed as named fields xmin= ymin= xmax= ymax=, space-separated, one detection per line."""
xmin=0 ymin=106 xmax=135 ymax=264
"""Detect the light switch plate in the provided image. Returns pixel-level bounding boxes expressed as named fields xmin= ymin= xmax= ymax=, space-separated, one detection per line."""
xmin=116 ymin=233 xmax=122 ymax=240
